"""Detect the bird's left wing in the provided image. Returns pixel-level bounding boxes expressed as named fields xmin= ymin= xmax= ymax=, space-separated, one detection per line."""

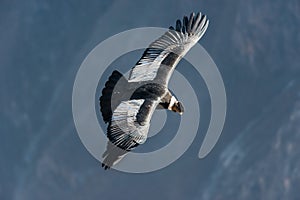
xmin=102 ymin=98 xmax=159 ymax=169
xmin=107 ymin=98 xmax=159 ymax=150
xmin=128 ymin=12 xmax=209 ymax=86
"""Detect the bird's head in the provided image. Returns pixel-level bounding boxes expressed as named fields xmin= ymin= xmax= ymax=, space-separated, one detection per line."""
xmin=171 ymin=101 xmax=184 ymax=115
xmin=168 ymin=96 xmax=184 ymax=115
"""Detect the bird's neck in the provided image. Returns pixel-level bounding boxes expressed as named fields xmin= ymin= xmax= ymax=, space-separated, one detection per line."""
xmin=168 ymin=96 xmax=177 ymax=110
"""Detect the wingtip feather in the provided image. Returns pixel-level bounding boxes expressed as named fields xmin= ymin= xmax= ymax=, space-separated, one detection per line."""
xmin=172 ymin=11 xmax=209 ymax=38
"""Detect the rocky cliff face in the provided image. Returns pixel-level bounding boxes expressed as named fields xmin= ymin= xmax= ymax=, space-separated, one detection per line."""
xmin=201 ymin=80 xmax=300 ymax=200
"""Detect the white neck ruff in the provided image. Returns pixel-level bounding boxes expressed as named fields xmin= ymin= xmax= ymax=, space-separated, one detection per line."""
xmin=168 ymin=96 xmax=177 ymax=110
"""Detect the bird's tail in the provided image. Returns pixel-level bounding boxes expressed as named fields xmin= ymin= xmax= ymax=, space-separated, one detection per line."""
xmin=101 ymin=141 xmax=128 ymax=170
xmin=100 ymin=70 xmax=127 ymax=123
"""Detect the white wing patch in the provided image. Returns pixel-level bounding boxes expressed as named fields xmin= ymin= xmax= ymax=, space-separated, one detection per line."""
xmin=128 ymin=64 xmax=159 ymax=83
xmin=128 ymin=49 xmax=169 ymax=82
xmin=112 ymin=99 xmax=144 ymax=121
xmin=111 ymin=99 xmax=149 ymax=144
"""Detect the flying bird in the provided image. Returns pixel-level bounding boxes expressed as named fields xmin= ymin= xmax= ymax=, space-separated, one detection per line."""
xmin=99 ymin=12 xmax=209 ymax=169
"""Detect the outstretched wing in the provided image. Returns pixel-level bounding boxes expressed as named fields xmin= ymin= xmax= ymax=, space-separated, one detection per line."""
xmin=128 ymin=12 xmax=209 ymax=85
xmin=107 ymin=99 xmax=159 ymax=150
xmin=102 ymin=98 xmax=159 ymax=169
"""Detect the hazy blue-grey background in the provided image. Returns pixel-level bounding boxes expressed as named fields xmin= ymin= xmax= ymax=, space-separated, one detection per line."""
xmin=1 ymin=0 xmax=300 ymax=199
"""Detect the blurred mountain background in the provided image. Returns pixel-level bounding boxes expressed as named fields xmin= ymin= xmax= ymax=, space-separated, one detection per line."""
xmin=1 ymin=0 xmax=300 ymax=199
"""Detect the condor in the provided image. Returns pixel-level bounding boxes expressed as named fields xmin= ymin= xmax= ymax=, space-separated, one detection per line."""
xmin=100 ymin=12 xmax=209 ymax=169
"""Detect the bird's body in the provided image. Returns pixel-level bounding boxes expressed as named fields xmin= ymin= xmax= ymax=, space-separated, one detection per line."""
xmin=99 ymin=12 xmax=209 ymax=169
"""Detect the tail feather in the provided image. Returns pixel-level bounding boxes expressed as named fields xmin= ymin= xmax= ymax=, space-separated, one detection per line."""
xmin=101 ymin=141 xmax=128 ymax=170
xmin=100 ymin=70 xmax=127 ymax=123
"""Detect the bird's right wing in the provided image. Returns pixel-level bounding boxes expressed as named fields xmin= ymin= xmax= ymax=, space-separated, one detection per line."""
xmin=128 ymin=12 xmax=209 ymax=86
